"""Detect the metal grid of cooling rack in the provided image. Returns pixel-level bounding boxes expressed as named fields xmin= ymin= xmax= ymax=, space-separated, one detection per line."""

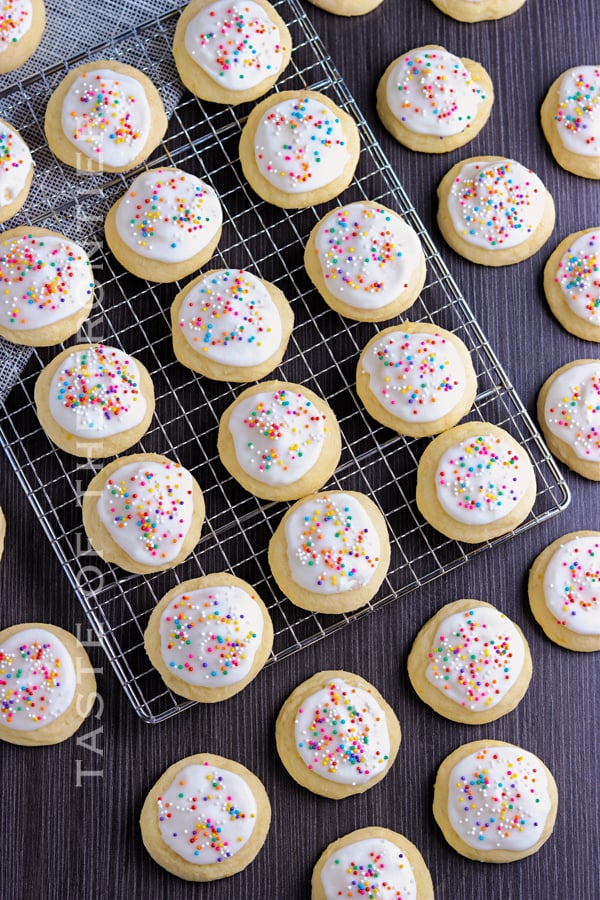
xmin=0 ymin=0 xmax=569 ymax=723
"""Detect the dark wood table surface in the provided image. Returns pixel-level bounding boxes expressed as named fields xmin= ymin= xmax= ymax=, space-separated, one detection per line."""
xmin=1 ymin=0 xmax=599 ymax=898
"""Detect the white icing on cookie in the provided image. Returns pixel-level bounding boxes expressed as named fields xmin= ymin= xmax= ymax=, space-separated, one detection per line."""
xmin=60 ymin=69 xmax=151 ymax=169
xmin=178 ymin=269 xmax=282 ymax=367
xmin=184 ymin=0 xmax=286 ymax=92
xmin=543 ymin=362 xmax=600 ymax=462
xmin=447 ymin=745 xmax=552 ymax=852
xmin=446 ymin=158 xmax=547 ymax=250
xmin=0 ymin=627 xmax=76 ymax=731
xmin=284 ymin=493 xmax=381 ymax=594
xmin=294 ymin=678 xmax=391 ymax=786
xmin=228 ymin=387 xmax=326 ymax=487
xmin=114 ymin=168 xmax=222 ymax=264
xmin=555 ymin=66 xmax=600 ymax=157
xmin=157 ymin=762 xmax=257 ymax=864
xmin=312 ymin=203 xmax=422 ymax=310
xmin=543 ymin=535 xmax=600 ymax=635
xmin=555 ymin=230 xmax=600 ymax=326
xmin=361 ymin=329 xmax=469 ymax=423
xmin=386 ymin=48 xmax=485 ymax=138
xmin=435 ymin=433 xmax=531 ymax=525
xmin=48 ymin=345 xmax=147 ymax=439
xmin=0 ymin=0 xmax=32 ymax=54
xmin=254 ymin=95 xmax=350 ymax=194
xmin=0 ymin=123 xmax=32 ymax=207
xmin=319 ymin=837 xmax=417 ymax=900
xmin=97 ymin=459 xmax=195 ymax=566
xmin=425 ymin=605 xmax=526 ymax=711
xmin=0 ymin=232 xmax=94 ymax=331
xmin=159 ymin=584 xmax=265 ymax=687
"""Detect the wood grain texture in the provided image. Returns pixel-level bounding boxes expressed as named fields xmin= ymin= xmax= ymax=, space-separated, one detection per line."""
xmin=1 ymin=0 xmax=599 ymax=898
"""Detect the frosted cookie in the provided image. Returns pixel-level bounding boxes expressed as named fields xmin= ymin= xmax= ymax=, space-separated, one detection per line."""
xmin=34 ymin=343 xmax=155 ymax=458
xmin=430 ymin=0 xmax=526 ymax=22
xmin=528 ymin=531 xmax=600 ymax=652
xmin=377 ymin=46 xmax=493 ymax=154
xmin=407 ymin=598 xmax=532 ymax=724
xmin=433 ymin=740 xmax=558 ymax=862
xmin=140 ymin=752 xmax=271 ymax=881
xmin=239 ymin=90 xmax=360 ymax=209
xmin=0 ymin=622 xmax=96 ymax=746
xmin=356 ymin=322 xmax=477 ymax=437
xmin=304 ymin=201 xmax=426 ymax=322
xmin=276 ymin=670 xmax=401 ymax=799
xmin=45 ymin=60 xmax=167 ymax=174
xmin=144 ymin=573 xmax=274 ymax=701
xmin=171 ymin=267 xmax=294 ymax=382
xmin=416 ymin=421 xmax=537 ymax=543
xmin=0 ymin=226 xmax=94 ymax=347
xmin=82 ymin=452 xmax=205 ymax=575
xmin=0 ymin=0 xmax=45 ymax=74
xmin=437 ymin=156 xmax=555 ymax=266
xmin=105 ymin=167 xmax=223 ymax=283
xmin=537 ymin=359 xmax=600 ymax=480
xmin=0 ymin=505 xmax=5 ymax=562
xmin=173 ymin=0 xmax=292 ymax=106
xmin=541 ymin=66 xmax=600 ymax=180
xmin=306 ymin=0 xmax=384 ymax=15
xmin=217 ymin=381 xmax=341 ymax=501
xmin=543 ymin=228 xmax=600 ymax=341
xmin=268 ymin=490 xmax=390 ymax=614
xmin=311 ymin=827 xmax=434 ymax=900
xmin=0 ymin=119 xmax=33 ymax=223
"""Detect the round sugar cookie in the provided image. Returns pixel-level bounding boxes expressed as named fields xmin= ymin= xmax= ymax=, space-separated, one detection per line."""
xmin=0 ymin=622 xmax=96 ymax=746
xmin=268 ymin=490 xmax=390 ymax=614
xmin=541 ymin=66 xmax=600 ymax=180
xmin=82 ymin=452 xmax=205 ymax=575
xmin=416 ymin=421 xmax=537 ymax=543
xmin=306 ymin=0 xmax=384 ymax=14
xmin=45 ymin=60 xmax=167 ymax=174
xmin=0 ymin=0 xmax=46 ymax=74
xmin=304 ymin=201 xmax=426 ymax=322
xmin=34 ymin=343 xmax=155 ymax=458
xmin=430 ymin=0 xmax=526 ymax=22
xmin=407 ymin=598 xmax=532 ymax=724
xmin=217 ymin=380 xmax=341 ymax=501
xmin=356 ymin=322 xmax=477 ymax=437
xmin=0 ymin=505 xmax=5 ymax=562
xmin=144 ymin=573 xmax=274 ymax=701
xmin=0 ymin=226 xmax=94 ymax=347
xmin=173 ymin=0 xmax=292 ymax=106
xmin=311 ymin=827 xmax=433 ymax=900
xmin=437 ymin=156 xmax=555 ymax=266
xmin=433 ymin=739 xmax=558 ymax=862
xmin=377 ymin=45 xmax=494 ymax=153
xmin=537 ymin=359 xmax=600 ymax=480
xmin=105 ymin=166 xmax=223 ymax=283
xmin=239 ymin=90 xmax=360 ymax=209
xmin=276 ymin=670 xmax=400 ymax=799
xmin=543 ymin=228 xmax=600 ymax=341
xmin=0 ymin=118 xmax=33 ymax=223
xmin=140 ymin=752 xmax=271 ymax=881
xmin=171 ymin=267 xmax=294 ymax=381
xmin=528 ymin=530 xmax=600 ymax=652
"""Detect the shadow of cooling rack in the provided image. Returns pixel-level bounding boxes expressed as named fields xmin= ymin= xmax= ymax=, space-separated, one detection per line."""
xmin=0 ymin=0 xmax=569 ymax=722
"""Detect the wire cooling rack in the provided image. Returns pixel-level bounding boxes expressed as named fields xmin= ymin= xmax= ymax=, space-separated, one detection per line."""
xmin=0 ymin=0 xmax=569 ymax=723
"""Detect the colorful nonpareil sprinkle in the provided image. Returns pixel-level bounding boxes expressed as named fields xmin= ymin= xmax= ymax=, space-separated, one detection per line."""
xmin=0 ymin=124 xmax=31 ymax=204
xmin=555 ymin=230 xmax=600 ymax=325
xmin=319 ymin=838 xmax=418 ymax=899
xmin=0 ymin=0 xmax=31 ymax=52
xmin=543 ymin=535 xmax=600 ymax=634
xmin=555 ymin=66 xmax=600 ymax=157
xmin=294 ymin=679 xmax=391 ymax=785
xmin=543 ymin=362 xmax=600 ymax=461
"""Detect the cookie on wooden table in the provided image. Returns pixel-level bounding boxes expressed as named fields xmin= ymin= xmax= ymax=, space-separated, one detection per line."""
xmin=437 ymin=155 xmax=555 ymax=266
xmin=140 ymin=753 xmax=271 ymax=880
xmin=377 ymin=45 xmax=494 ymax=153
xmin=0 ymin=622 xmax=96 ymax=746
xmin=430 ymin=0 xmax=526 ymax=22
xmin=276 ymin=670 xmax=400 ymax=799
xmin=0 ymin=0 xmax=46 ymax=74
xmin=541 ymin=66 xmax=600 ymax=179
xmin=543 ymin=228 xmax=600 ymax=342
xmin=304 ymin=201 xmax=426 ymax=322
xmin=173 ymin=0 xmax=292 ymax=105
